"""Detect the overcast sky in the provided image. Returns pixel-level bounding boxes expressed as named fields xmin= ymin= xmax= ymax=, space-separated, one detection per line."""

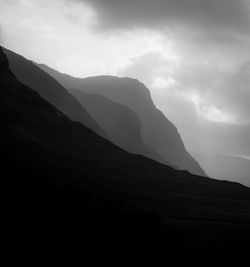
xmin=1 ymin=0 xmax=250 ymax=158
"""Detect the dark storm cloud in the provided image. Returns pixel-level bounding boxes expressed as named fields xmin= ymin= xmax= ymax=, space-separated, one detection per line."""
xmin=70 ymin=0 xmax=250 ymax=34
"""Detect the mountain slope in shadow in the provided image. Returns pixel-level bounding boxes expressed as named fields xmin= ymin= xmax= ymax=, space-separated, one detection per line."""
xmin=2 ymin=47 xmax=250 ymax=253
xmin=192 ymin=152 xmax=250 ymax=187
xmin=37 ymin=64 xmax=205 ymax=176
xmin=3 ymin=47 xmax=106 ymax=137
xmin=71 ymin=88 xmax=168 ymax=164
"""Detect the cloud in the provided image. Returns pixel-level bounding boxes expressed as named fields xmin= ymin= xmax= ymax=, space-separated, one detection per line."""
xmin=121 ymin=48 xmax=250 ymax=124
xmin=71 ymin=0 xmax=250 ymax=36
xmin=75 ymin=0 xmax=250 ymax=156
xmin=118 ymin=46 xmax=250 ymax=158
xmin=177 ymin=60 xmax=250 ymax=124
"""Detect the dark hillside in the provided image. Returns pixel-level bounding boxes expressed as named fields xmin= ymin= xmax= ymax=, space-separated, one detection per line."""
xmin=1 ymin=47 xmax=250 ymax=255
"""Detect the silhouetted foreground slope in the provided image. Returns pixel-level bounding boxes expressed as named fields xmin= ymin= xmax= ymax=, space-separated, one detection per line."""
xmin=3 ymin=47 xmax=106 ymax=137
xmin=37 ymin=64 xmax=205 ymax=176
xmin=1 ymin=47 xmax=250 ymax=254
xmin=71 ymin=89 xmax=166 ymax=164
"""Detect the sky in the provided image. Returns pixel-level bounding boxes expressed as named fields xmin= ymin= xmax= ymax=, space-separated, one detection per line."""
xmin=0 ymin=0 xmax=250 ymax=159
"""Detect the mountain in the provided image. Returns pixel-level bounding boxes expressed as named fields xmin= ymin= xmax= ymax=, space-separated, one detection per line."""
xmin=37 ymin=64 xmax=205 ymax=176
xmin=70 ymin=89 xmax=167 ymax=164
xmin=2 ymin=46 xmax=250 ymax=253
xmin=3 ymin=48 xmax=106 ymax=137
xmin=192 ymin=152 xmax=250 ymax=187
xmin=3 ymin=49 xmax=164 ymax=163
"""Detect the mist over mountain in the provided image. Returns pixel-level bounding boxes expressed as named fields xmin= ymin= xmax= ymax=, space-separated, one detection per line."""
xmin=3 ymin=48 xmax=106 ymax=138
xmin=192 ymin=152 xmax=250 ymax=187
xmin=70 ymin=89 xmax=167 ymax=164
xmin=38 ymin=64 xmax=205 ymax=176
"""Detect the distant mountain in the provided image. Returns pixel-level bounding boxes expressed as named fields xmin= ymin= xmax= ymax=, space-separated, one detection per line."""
xmin=192 ymin=152 xmax=250 ymax=187
xmin=38 ymin=64 xmax=205 ymax=176
xmin=2 ymin=46 xmax=250 ymax=252
xmin=71 ymin=89 xmax=167 ymax=164
xmin=3 ymin=48 xmax=106 ymax=137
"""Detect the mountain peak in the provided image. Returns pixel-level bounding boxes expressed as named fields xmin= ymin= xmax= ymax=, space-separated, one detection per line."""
xmin=81 ymin=75 xmax=155 ymax=108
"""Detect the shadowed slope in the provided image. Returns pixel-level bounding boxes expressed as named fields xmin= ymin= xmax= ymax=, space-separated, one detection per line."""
xmin=3 ymin=47 xmax=106 ymax=137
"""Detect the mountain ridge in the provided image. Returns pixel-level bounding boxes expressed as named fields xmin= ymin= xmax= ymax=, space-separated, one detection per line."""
xmin=37 ymin=63 xmax=206 ymax=176
xmin=3 ymin=47 xmax=106 ymax=138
